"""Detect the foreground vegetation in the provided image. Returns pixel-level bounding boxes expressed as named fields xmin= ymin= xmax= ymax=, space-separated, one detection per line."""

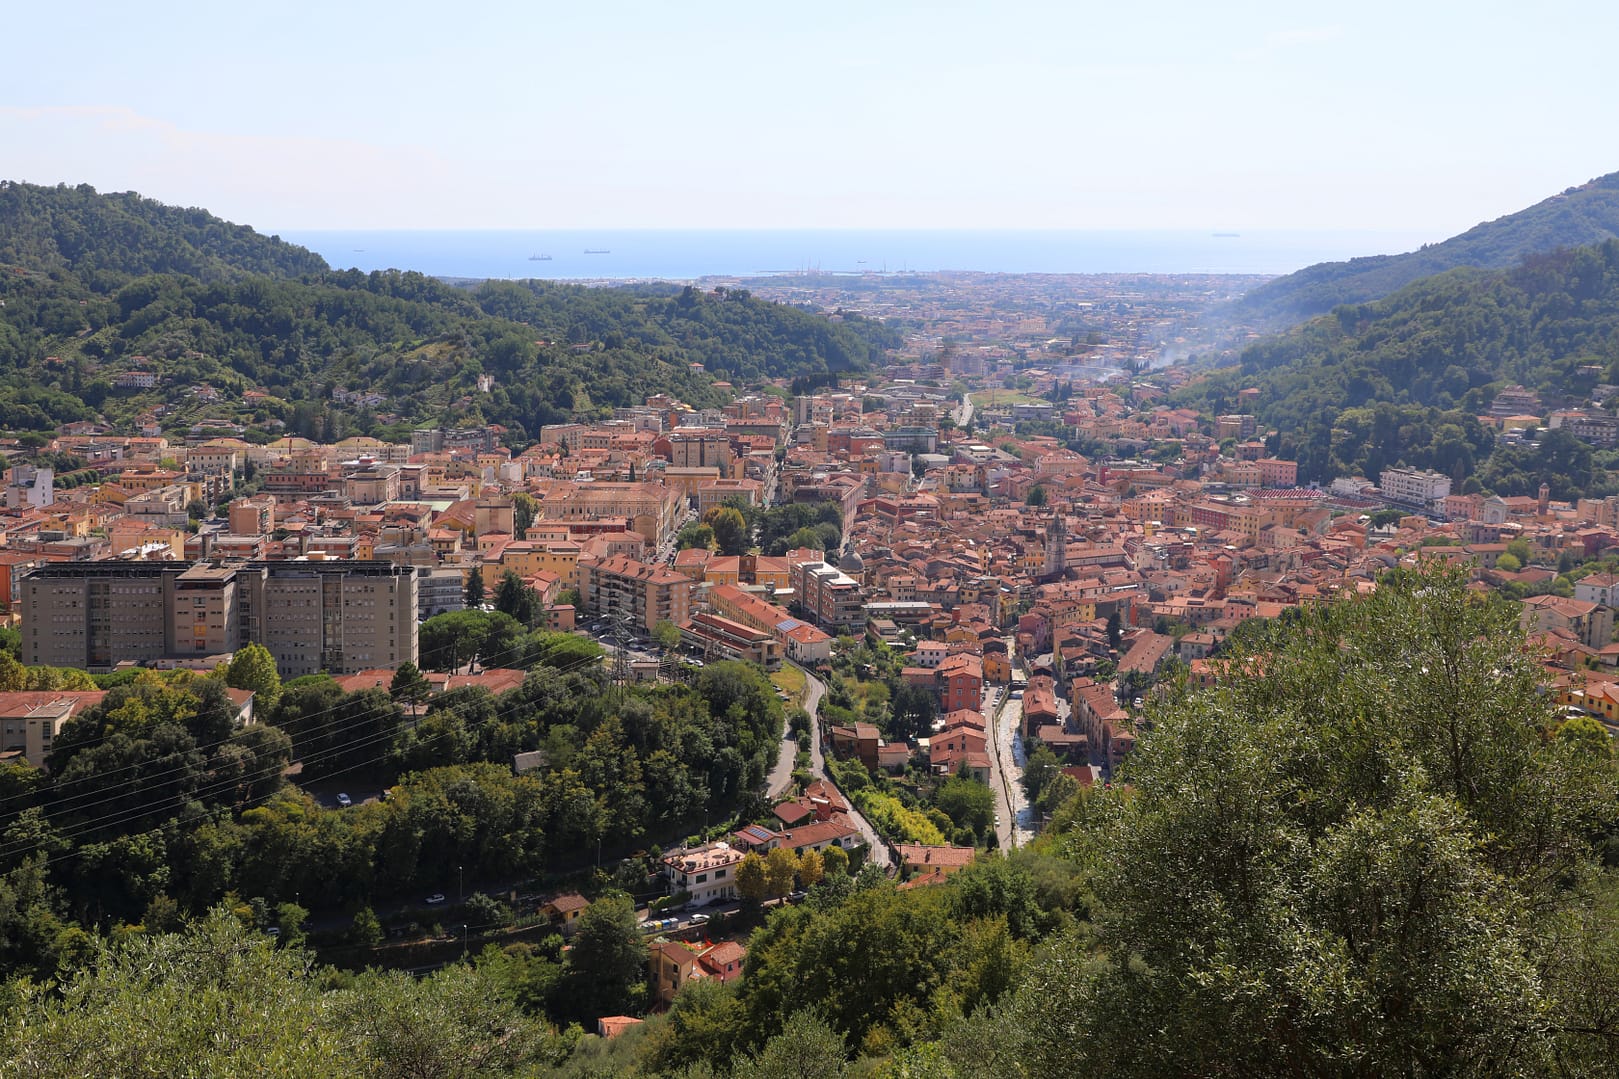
xmin=0 ymin=657 xmax=784 ymax=980
xmin=4 ymin=565 xmax=1614 ymax=1076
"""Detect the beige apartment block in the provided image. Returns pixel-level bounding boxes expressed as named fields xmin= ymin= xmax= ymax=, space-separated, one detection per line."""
xmin=22 ymin=560 xmax=417 ymax=675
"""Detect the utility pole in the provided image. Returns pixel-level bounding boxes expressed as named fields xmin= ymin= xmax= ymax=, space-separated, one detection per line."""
xmin=610 ymin=607 xmax=632 ymax=700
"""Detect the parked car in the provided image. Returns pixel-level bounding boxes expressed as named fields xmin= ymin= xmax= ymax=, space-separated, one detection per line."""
xmin=424 ymin=893 xmax=446 ymax=905
xmin=336 ymin=792 xmax=352 ymax=808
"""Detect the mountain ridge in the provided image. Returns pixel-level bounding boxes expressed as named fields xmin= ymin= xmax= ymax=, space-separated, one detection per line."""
xmin=1234 ymin=171 xmax=1619 ymax=327
xmin=0 ymin=183 xmax=893 ymax=441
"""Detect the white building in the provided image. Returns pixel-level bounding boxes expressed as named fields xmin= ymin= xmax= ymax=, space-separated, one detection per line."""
xmin=1379 ymin=466 xmax=1452 ymax=510
xmin=660 ymin=842 xmax=744 ymax=906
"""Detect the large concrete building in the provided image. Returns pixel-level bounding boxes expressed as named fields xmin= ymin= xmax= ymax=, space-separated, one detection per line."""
xmin=579 ymin=555 xmax=694 ymax=633
xmin=791 ymin=560 xmax=865 ymax=631
xmin=1380 ymin=466 xmax=1452 ymax=511
xmin=22 ymin=560 xmax=417 ymax=676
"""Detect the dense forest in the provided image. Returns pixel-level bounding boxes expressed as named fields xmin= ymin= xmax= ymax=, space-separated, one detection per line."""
xmin=0 ymin=647 xmax=784 ymax=982
xmin=0 ymin=181 xmax=329 ymax=284
xmin=1233 ymin=170 xmax=1619 ymax=326
xmin=0 ymin=183 xmax=898 ymax=441
xmin=1177 ymin=240 xmax=1619 ymax=497
xmin=4 ymin=566 xmax=1618 ymax=1077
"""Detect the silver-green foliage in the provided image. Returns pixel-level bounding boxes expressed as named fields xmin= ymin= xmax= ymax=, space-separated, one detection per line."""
xmin=933 ymin=563 xmax=1619 ymax=1078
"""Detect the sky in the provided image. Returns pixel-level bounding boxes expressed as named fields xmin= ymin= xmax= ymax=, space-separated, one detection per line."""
xmin=4 ymin=1 xmax=1618 ymax=235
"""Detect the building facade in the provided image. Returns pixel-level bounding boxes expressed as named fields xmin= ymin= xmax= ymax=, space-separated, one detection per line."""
xmin=22 ymin=560 xmax=417 ymax=675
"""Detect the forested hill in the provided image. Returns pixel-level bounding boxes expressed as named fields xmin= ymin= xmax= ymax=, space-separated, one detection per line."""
xmin=0 ymin=184 xmax=896 ymax=441
xmin=1234 ymin=171 xmax=1619 ymax=327
xmin=0 ymin=181 xmax=329 ymax=284
xmin=1174 ymin=240 xmax=1619 ymax=498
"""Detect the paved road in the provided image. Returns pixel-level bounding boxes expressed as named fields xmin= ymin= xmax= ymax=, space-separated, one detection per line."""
xmin=793 ymin=662 xmax=891 ymax=871
xmin=953 ymin=394 xmax=974 ymax=429
xmin=765 ymin=667 xmax=825 ymax=797
xmin=983 ymin=686 xmax=1019 ymax=851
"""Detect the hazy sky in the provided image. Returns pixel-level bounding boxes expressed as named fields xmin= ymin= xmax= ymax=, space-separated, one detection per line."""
xmin=5 ymin=1 xmax=1616 ymax=235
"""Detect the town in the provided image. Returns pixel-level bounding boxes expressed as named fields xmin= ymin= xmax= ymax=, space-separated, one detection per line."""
xmin=3 ymin=270 xmax=1619 ymax=1039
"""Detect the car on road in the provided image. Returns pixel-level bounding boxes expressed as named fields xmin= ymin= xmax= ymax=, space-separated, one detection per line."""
xmin=424 ymin=893 xmax=446 ymax=905
xmin=691 ymin=913 xmax=710 ymax=924
xmin=336 ymin=792 xmax=352 ymax=808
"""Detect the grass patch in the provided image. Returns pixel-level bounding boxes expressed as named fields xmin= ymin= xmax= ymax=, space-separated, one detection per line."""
xmin=971 ymin=389 xmax=1048 ymax=408
xmin=771 ymin=664 xmax=807 ymax=705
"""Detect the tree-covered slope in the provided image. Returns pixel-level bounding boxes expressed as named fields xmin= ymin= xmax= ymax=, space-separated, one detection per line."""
xmin=0 ymin=180 xmax=329 ymax=285
xmin=0 ymin=185 xmax=897 ymax=441
xmin=1177 ymin=240 xmax=1619 ymax=495
xmin=1237 ymin=171 xmax=1619 ymax=326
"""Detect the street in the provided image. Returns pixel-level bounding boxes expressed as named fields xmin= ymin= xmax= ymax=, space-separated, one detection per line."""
xmin=765 ymin=665 xmax=824 ymax=797
xmin=982 ymin=685 xmax=1020 ymax=851
xmin=795 ymin=663 xmax=891 ymax=870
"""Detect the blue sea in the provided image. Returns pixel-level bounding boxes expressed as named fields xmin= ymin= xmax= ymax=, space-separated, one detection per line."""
xmin=273 ymin=228 xmax=1437 ymax=282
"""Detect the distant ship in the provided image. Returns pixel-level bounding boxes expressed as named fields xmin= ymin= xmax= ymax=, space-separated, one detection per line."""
xmin=584 ymin=248 xmax=611 ymax=255
xmin=528 ymin=254 xmax=553 ymax=261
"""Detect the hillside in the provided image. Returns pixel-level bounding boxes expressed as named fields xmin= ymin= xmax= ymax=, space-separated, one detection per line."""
xmin=0 ymin=185 xmax=896 ymax=440
xmin=0 ymin=181 xmax=329 ymax=284
xmin=1235 ymin=171 xmax=1619 ymax=326
xmin=1175 ymin=240 xmax=1619 ymax=497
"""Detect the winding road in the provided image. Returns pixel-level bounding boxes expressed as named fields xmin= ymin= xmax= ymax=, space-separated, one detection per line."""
xmin=766 ymin=667 xmax=824 ymax=797
xmin=772 ymin=661 xmax=892 ymax=871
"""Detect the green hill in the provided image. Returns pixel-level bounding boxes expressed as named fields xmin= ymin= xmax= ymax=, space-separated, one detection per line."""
xmin=0 ymin=181 xmax=329 ymax=284
xmin=1235 ymin=171 xmax=1619 ymax=327
xmin=1175 ymin=240 xmax=1619 ymax=498
xmin=0 ymin=185 xmax=895 ymax=441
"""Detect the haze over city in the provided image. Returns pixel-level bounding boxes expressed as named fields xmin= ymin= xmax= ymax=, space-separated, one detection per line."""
xmin=5 ymin=1 xmax=1616 ymax=234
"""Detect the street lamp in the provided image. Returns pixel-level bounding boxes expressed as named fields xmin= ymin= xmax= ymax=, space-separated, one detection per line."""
xmin=457 ymin=865 xmax=464 ymax=907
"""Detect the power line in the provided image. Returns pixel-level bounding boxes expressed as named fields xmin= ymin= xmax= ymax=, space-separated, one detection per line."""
xmin=0 ymin=627 xmax=605 ymax=818
xmin=10 ymin=643 xmax=623 ymax=869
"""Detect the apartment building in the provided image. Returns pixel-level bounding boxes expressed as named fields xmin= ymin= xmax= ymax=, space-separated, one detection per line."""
xmin=580 ymin=555 xmax=693 ymax=633
xmin=1380 ymin=466 xmax=1452 ymax=510
xmin=22 ymin=560 xmax=417 ymax=675
xmin=791 ymin=560 xmax=865 ymax=631
xmin=238 ymin=562 xmax=418 ymax=677
xmin=0 ymin=691 xmax=106 ymax=768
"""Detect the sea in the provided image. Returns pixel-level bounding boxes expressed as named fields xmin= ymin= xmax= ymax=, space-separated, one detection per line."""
xmin=273 ymin=228 xmax=1437 ymax=283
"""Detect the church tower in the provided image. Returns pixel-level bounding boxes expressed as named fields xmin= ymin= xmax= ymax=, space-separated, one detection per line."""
xmin=1043 ymin=512 xmax=1068 ymax=581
